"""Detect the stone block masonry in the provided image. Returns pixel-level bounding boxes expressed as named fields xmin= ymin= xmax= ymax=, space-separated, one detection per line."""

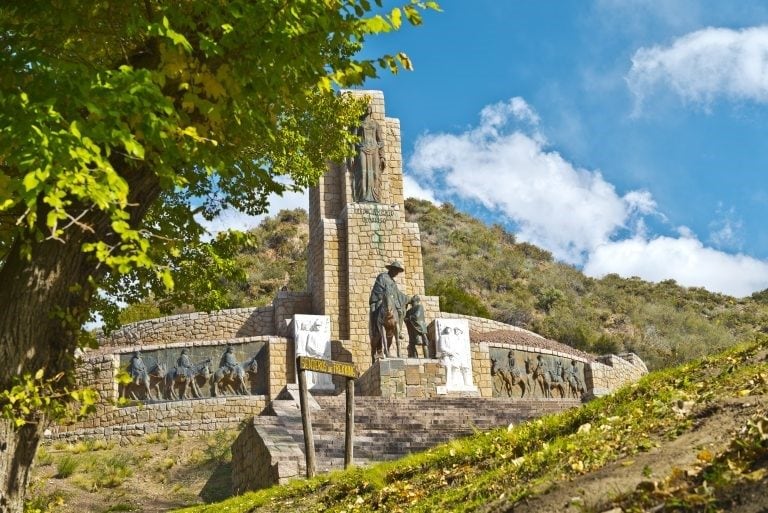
xmin=307 ymin=89 xmax=442 ymax=375
xmin=231 ymin=395 xmax=582 ymax=493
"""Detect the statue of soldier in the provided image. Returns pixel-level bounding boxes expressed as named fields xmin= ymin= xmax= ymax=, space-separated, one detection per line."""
xmin=405 ymin=295 xmax=430 ymax=358
xmin=369 ymin=261 xmax=408 ymax=336
xmin=349 ymin=103 xmax=386 ymax=203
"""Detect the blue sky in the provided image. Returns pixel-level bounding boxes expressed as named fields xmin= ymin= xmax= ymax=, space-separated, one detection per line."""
xmin=210 ymin=0 xmax=768 ymax=298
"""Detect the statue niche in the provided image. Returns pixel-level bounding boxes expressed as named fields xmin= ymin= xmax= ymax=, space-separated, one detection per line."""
xmin=349 ymin=103 xmax=385 ymax=203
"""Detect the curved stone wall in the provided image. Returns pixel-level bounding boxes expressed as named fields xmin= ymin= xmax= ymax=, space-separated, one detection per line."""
xmin=48 ymin=396 xmax=268 ymax=442
xmin=97 ymin=307 xmax=276 ymax=347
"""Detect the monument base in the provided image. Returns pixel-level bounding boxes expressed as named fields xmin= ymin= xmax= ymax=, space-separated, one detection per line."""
xmin=356 ymin=357 xmax=448 ymax=398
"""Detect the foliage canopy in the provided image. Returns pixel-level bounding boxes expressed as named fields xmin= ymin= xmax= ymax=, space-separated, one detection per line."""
xmin=0 ymin=2 xmax=438 ymax=510
xmin=0 ymin=0 xmax=438 ymax=328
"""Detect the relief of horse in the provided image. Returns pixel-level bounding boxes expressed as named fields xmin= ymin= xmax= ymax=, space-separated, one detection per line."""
xmin=211 ymin=355 xmax=258 ymax=397
xmin=121 ymin=363 xmax=166 ymax=401
xmin=164 ymin=358 xmax=211 ymax=400
xmin=530 ymin=357 xmax=566 ymax=399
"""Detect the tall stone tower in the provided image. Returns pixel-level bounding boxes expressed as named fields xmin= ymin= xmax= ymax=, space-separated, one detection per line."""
xmin=307 ymin=90 xmax=439 ymax=372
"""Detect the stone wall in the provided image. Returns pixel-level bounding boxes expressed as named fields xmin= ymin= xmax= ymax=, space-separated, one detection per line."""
xmin=268 ymin=337 xmax=293 ymax=399
xmin=48 ymin=396 xmax=268 ymax=442
xmin=231 ymin=417 xmax=304 ymax=494
xmin=98 ymin=307 xmax=275 ymax=347
xmin=307 ymin=217 xmax=349 ymax=340
xmin=53 ymin=336 xmax=291 ymax=441
xmin=273 ymin=291 xmax=312 ymax=338
xmin=586 ymin=353 xmax=648 ymax=396
xmin=437 ymin=313 xmax=546 ymax=338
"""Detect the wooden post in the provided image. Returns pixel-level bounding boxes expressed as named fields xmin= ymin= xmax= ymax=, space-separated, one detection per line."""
xmin=295 ymin=356 xmax=357 ymax=476
xmin=344 ymin=377 xmax=355 ymax=468
xmin=297 ymin=366 xmax=316 ymax=478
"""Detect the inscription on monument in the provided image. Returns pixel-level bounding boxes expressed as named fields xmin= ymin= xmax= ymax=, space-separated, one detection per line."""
xmin=348 ymin=204 xmax=396 ymax=224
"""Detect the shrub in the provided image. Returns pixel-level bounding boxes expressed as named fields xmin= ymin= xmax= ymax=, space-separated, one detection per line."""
xmin=55 ymin=455 xmax=78 ymax=478
xmin=428 ymin=279 xmax=490 ymax=318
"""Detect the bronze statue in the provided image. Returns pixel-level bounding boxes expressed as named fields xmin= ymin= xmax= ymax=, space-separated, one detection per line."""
xmin=369 ymin=261 xmax=409 ymax=362
xmin=349 ymin=104 xmax=385 ymax=203
xmin=405 ymin=295 xmax=429 ymax=358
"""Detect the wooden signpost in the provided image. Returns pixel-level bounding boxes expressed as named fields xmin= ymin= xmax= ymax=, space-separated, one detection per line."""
xmin=296 ymin=356 xmax=358 ymax=478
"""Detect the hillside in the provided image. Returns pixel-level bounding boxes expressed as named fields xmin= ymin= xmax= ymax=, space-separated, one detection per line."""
xmin=120 ymin=198 xmax=768 ymax=370
xmin=405 ymin=199 xmax=768 ymax=369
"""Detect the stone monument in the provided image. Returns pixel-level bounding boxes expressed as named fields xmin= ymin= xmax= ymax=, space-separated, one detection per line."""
xmin=307 ymin=90 xmax=441 ymax=372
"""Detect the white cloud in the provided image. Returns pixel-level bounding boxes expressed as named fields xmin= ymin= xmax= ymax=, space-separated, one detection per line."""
xmin=584 ymin=236 xmax=768 ymax=297
xmin=408 ymin=96 xmax=768 ymax=297
xmin=198 ymin=189 xmax=309 ymax=235
xmin=403 ymin=174 xmax=441 ymax=205
xmin=409 ymin=98 xmax=653 ymax=264
xmin=479 ymin=97 xmax=541 ymax=131
xmin=628 ymin=25 xmax=768 ymax=110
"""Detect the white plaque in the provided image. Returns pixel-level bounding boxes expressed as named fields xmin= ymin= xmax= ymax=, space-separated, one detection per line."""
xmin=435 ymin=318 xmax=476 ymax=392
xmin=293 ymin=315 xmax=334 ymax=391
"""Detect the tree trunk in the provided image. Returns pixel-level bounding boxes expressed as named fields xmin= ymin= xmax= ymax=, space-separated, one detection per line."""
xmin=0 ymin=420 xmax=43 ymax=513
xmin=0 ymin=164 xmax=160 ymax=512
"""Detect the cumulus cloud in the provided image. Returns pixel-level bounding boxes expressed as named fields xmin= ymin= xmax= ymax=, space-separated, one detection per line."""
xmin=403 ymin=174 xmax=441 ymax=205
xmin=409 ymin=97 xmax=653 ymax=264
xmin=628 ymin=25 xmax=768 ymax=110
xmin=584 ymin=236 xmax=768 ymax=297
xmin=408 ymin=96 xmax=768 ymax=296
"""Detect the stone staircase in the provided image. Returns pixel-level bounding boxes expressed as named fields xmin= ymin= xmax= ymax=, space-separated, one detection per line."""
xmin=271 ymin=391 xmax=580 ymax=469
xmin=232 ymin=392 xmax=581 ymax=492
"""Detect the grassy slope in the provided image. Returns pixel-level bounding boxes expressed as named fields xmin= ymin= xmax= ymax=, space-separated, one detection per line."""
xmin=174 ymin=336 xmax=768 ymax=513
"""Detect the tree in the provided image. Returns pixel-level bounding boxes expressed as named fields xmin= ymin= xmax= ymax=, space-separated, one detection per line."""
xmin=0 ymin=1 xmax=438 ymax=510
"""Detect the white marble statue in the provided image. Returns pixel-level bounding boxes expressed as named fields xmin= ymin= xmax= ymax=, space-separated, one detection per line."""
xmin=435 ymin=318 xmax=476 ymax=392
xmin=293 ymin=314 xmax=334 ymax=391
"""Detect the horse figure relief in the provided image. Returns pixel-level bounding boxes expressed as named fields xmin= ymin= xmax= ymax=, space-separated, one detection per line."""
xmin=563 ymin=360 xmax=586 ymax=399
xmin=121 ymin=362 xmax=167 ymax=401
xmin=164 ymin=358 xmax=212 ymax=400
xmin=211 ymin=348 xmax=259 ymax=397
xmin=530 ymin=355 xmax=566 ymax=399
xmin=492 ymin=352 xmax=533 ymax=398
